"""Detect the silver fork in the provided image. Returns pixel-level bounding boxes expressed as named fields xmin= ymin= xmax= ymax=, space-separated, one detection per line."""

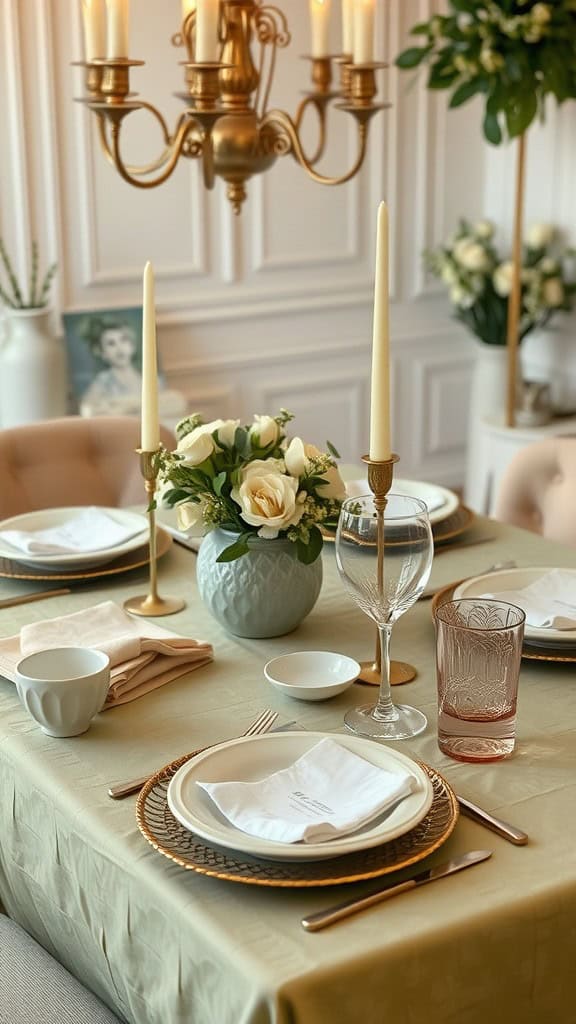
xmin=107 ymin=708 xmax=279 ymax=800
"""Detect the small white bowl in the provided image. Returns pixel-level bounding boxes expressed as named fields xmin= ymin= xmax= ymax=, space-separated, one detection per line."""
xmin=264 ymin=651 xmax=360 ymax=701
xmin=15 ymin=647 xmax=110 ymax=737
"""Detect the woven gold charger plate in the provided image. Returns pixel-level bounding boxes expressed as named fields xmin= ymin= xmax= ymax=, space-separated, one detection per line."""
xmin=136 ymin=755 xmax=458 ymax=888
xmin=0 ymin=527 xmax=172 ymax=582
xmin=431 ymin=580 xmax=576 ymax=664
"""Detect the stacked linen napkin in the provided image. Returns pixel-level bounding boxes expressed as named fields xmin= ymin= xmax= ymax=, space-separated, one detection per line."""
xmin=0 ymin=508 xmax=144 ymax=555
xmin=481 ymin=569 xmax=576 ymax=630
xmin=0 ymin=601 xmax=213 ymax=707
xmin=198 ymin=737 xmax=418 ymax=844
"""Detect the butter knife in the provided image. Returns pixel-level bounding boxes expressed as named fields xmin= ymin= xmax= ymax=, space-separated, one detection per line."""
xmin=457 ymin=796 xmax=528 ymax=846
xmin=301 ymin=850 xmax=492 ymax=932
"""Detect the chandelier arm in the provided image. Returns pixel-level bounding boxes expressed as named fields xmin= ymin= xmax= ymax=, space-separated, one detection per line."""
xmin=108 ymin=115 xmax=199 ymax=189
xmin=97 ymin=108 xmax=188 ymax=177
xmin=261 ymin=108 xmax=369 ymax=186
xmin=293 ymin=95 xmax=329 ymax=167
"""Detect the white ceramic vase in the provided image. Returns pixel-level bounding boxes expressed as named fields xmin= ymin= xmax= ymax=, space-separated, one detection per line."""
xmin=0 ymin=308 xmax=67 ymax=428
xmin=468 ymin=341 xmax=510 ymax=427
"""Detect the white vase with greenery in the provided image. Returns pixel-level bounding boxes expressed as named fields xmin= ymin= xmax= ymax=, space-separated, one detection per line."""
xmin=0 ymin=239 xmax=67 ymax=427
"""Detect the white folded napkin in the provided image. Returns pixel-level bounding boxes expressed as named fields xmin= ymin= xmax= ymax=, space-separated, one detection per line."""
xmin=480 ymin=568 xmax=576 ymax=630
xmin=198 ymin=737 xmax=418 ymax=844
xmin=0 ymin=508 xmax=144 ymax=555
xmin=0 ymin=601 xmax=213 ymax=707
xmin=345 ymin=479 xmax=446 ymax=513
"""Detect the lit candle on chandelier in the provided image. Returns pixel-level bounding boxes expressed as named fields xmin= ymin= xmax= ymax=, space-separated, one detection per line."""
xmin=310 ymin=0 xmax=332 ymax=58
xmin=81 ymin=0 xmax=106 ymax=60
xmin=341 ymin=0 xmax=353 ymax=55
xmin=105 ymin=0 xmax=129 ymax=59
xmin=195 ymin=0 xmax=220 ymax=62
xmin=369 ymin=202 xmax=392 ymax=462
xmin=141 ymin=262 xmax=160 ymax=452
xmin=353 ymin=0 xmax=375 ymax=64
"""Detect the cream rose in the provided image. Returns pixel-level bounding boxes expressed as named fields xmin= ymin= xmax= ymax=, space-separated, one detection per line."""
xmin=177 ymin=499 xmax=206 ymax=532
xmin=454 ymin=240 xmax=490 ymax=273
xmin=542 ymin=277 xmax=565 ymax=308
xmin=527 ymin=223 xmax=554 ymax=250
xmin=493 ymin=261 xmax=514 ymax=297
xmin=176 ymin=418 xmax=239 ymax=465
xmin=231 ymin=466 xmax=304 ymax=538
xmin=249 ymin=414 xmax=280 ymax=448
xmin=284 ymin=437 xmax=346 ymax=501
xmin=474 ymin=220 xmax=494 ymax=241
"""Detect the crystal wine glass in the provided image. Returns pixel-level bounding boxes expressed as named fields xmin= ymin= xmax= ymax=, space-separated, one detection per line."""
xmin=335 ymin=493 xmax=433 ymax=740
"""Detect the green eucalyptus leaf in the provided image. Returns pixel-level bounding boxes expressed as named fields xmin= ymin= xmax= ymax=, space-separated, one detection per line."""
xmin=396 ymin=46 xmax=430 ymax=69
xmin=483 ymin=109 xmax=502 ymax=145
xmin=213 ymin=471 xmax=227 ymax=497
xmin=296 ymin=526 xmax=323 ymax=565
xmin=216 ymin=538 xmax=251 ymax=562
xmin=449 ymin=77 xmax=485 ymax=108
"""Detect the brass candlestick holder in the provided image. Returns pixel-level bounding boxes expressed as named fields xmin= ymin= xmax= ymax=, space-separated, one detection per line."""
xmin=357 ymin=453 xmax=418 ymax=687
xmin=124 ymin=450 xmax=186 ymax=617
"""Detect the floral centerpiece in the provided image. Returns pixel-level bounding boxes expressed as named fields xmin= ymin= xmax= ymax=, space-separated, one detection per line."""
xmin=426 ymin=219 xmax=576 ymax=346
xmin=159 ymin=409 xmax=346 ymax=565
xmin=396 ymin=1 xmax=576 ymax=145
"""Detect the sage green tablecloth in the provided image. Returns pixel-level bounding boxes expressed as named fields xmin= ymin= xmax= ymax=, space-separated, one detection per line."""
xmin=1 ymin=518 xmax=576 ymax=1024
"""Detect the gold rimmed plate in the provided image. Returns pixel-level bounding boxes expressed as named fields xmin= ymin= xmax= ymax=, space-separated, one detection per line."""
xmin=431 ymin=580 xmax=576 ymax=664
xmin=323 ymin=504 xmax=474 ymax=547
xmin=0 ymin=528 xmax=172 ymax=583
xmin=136 ymin=753 xmax=458 ymax=888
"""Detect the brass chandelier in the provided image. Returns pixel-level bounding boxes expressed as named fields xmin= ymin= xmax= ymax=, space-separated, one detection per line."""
xmin=77 ymin=0 xmax=387 ymax=213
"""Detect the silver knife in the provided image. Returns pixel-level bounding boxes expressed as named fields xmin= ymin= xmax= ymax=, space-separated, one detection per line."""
xmin=457 ymin=797 xmax=528 ymax=846
xmin=301 ymin=850 xmax=492 ymax=932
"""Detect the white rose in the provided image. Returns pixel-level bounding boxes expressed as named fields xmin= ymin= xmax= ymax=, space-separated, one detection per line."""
xmin=454 ymin=240 xmax=490 ymax=273
xmin=176 ymin=418 xmax=239 ymax=464
xmin=284 ymin=438 xmax=346 ymax=500
xmin=249 ymin=414 xmax=280 ymax=448
xmin=474 ymin=220 xmax=494 ymax=240
xmin=177 ymin=499 xmax=206 ymax=532
xmin=542 ymin=277 xmax=565 ymax=308
xmin=241 ymin=457 xmax=285 ymax=479
xmin=532 ymin=3 xmax=551 ymax=25
xmin=450 ymin=285 xmax=474 ymax=309
xmin=540 ymin=257 xmax=558 ymax=275
xmin=440 ymin=262 xmax=459 ymax=286
xmin=231 ymin=467 xmax=304 ymax=539
xmin=526 ymin=223 xmax=554 ymax=250
xmin=493 ymin=261 xmax=514 ymax=297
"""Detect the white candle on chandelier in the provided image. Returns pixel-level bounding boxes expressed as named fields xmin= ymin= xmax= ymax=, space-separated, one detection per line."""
xmin=369 ymin=201 xmax=391 ymax=462
xmin=195 ymin=0 xmax=220 ymax=62
xmin=353 ymin=0 xmax=375 ymax=64
xmin=309 ymin=0 xmax=332 ymax=58
xmin=105 ymin=0 xmax=129 ymax=58
xmin=341 ymin=0 xmax=353 ymax=55
xmin=81 ymin=0 xmax=106 ymax=60
xmin=181 ymin=0 xmax=196 ymax=21
xmin=141 ymin=262 xmax=160 ymax=452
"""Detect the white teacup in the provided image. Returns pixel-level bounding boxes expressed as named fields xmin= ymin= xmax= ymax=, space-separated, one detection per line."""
xmin=15 ymin=647 xmax=110 ymax=737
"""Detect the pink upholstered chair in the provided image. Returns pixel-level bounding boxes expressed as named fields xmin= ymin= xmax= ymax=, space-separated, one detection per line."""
xmin=0 ymin=416 xmax=175 ymax=519
xmin=495 ymin=436 xmax=576 ymax=545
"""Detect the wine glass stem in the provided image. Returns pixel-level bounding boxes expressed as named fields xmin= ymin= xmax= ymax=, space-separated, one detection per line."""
xmin=373 ymin=623 xmax=398 ymax=721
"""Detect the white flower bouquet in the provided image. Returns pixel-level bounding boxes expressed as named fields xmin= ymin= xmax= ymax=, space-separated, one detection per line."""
xmin=158 ymin=410 xmax=346 ymax=564
xmin=426 ymin=219 xmax=576 ymax=346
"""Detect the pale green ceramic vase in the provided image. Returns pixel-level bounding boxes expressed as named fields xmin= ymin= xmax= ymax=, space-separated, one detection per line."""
xmin=196 ymin=529 xmax=323 ymax=639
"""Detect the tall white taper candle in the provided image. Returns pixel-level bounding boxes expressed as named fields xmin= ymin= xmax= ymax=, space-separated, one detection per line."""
xmin=353 ymin=0 xmax=375 ymax=64
xmin=309 ymin=0 xmax=332 ymax=58
xmin=141 ymin=262 xmax=160 ymax=451
xmin=369 ymin=202 xmax=392 ymax=461
xmin=341 ymin=0 xmax=353 ymax=54
xmin=81 ymin=0 xmax=106 ymax=59
xmin=105 ymin=0 xmax=129 ymax=58
xmin=195 ymin=0 xmax=220 ymax=61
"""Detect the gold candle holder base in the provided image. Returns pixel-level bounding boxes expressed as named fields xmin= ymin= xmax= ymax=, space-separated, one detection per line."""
xmin=358 ymin=453 xmax=418 ymax=686
xmin=123 ymin=449 xmax=186 ymax=618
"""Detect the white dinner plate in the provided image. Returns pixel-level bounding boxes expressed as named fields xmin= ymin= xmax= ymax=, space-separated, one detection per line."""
xmin=0 ymin=507 xmax=149 ymax=570
xmin=453 ymin=566 xmax=576 ymax=645
xmin=167 ymin=732 xmax=434 ymax=862
xmin=345 ymin=478 xmax=460 ymax=525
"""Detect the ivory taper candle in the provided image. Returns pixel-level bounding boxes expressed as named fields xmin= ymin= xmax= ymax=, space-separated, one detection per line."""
xmin=369 ymin=202 xmax=392 ymax=461
xmin=81 ymin=0 xmax=106 ymax=59
xmin=141 ymin=262 xmax=160 ymax=451
xmin=353 ymin=0 xmax=375 ymax=64
xmin=341 ymin=0 xmax=353 ymax=54
xmin=182 ymin=0 xmax=196 ymax=21
xmin=310 ymin=0 xmax=332 ymax=58
xmin=195 ymin=0 xmax=220 ymax=61
xmin=105 ymin=0 xmax=129 ymax=58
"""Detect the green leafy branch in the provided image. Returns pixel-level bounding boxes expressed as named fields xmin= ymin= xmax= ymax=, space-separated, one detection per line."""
xmin=0 ymin=238 xmax=57 ymax=309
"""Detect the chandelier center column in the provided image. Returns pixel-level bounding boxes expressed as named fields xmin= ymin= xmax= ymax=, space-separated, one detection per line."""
xmin=220 ymin=1 xmax=259 ymax=111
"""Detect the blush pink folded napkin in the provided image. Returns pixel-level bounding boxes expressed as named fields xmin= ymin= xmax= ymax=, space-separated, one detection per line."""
xmin=0 ymin=600 xmax=213 ymax=708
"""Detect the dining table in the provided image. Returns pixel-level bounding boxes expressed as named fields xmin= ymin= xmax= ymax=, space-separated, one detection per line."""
xmin=1 ymin=513 xmax=576 ymax=1024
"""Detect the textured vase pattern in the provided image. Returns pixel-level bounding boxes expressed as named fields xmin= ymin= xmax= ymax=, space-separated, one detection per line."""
xmin=196 ymin=530 xmax=323 ymax=638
